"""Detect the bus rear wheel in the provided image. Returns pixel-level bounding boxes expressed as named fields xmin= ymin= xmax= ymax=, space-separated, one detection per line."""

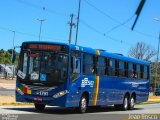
xmin=34 ymin=103 xmax=46 ymax=110
xmin=77 ymin=95 xmax=88 ymax=113
xmin=122 ymin=95 xmax=129 ymax=111
xmin=129 ymin=95 xmax=135 ymax=110
xmin=115 ymin=95 xmax=129 ymax=111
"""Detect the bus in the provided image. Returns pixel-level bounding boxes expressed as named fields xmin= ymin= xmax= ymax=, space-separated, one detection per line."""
xmin=16 ymin=41 xmax=150 ymax=113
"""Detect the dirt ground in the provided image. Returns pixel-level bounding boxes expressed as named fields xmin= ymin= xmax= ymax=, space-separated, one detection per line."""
xmin=0 ymin=78 xmax=16 ymax=84
xmin=0 ymin=78 xmax=16 ymax=89
xmin=0 ymin=95 xmax=33 ymax=106
xmin=148 ymin=96 xmax=160 ymax=102
xmin=0 ymin=95 xmax=15 ymax=104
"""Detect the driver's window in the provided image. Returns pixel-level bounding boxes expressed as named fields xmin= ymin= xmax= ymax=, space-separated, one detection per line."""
xmin=71 ymin=51 xmax=81 ymax=81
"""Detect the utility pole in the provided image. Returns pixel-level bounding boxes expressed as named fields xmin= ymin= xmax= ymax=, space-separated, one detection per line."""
xmin=153 ymin=18 xmax=160 ymax=95
xmin=10 ymin=30 xmax=15 ymax=61
xmin=68 ymin=14 xmax=75 ymax=44
xmin=37 ymin=19 xmax=45 ymax=41
xmin=10 ymin=30 xmax=15 ymax=79
xmin=75 ymin=0 xmax=82 ymax=45
xmin=154 ymin=32 xmax=160 ymax=95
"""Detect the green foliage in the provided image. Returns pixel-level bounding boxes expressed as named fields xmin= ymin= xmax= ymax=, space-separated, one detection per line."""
xmin=0 ymin=49 xmax=19 ymax=65
xmin=150 ymin=62 xmax=160 ymax=88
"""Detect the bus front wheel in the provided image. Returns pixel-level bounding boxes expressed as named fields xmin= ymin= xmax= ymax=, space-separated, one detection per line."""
xmin=77 ymin=95 xmax=88 ymax=113
xmin=34 ymin=103 xmax=46 ymax=110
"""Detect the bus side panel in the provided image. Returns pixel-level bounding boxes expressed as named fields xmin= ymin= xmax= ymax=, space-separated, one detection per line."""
xmin=103 ymin=77 xmax=124 ymax=105
xmin=135 ymin=80 xmax=150 ymax=103
xmin=67 ymin=75 xmax=98 ymax=107
xmin=95 ymin=76 xmax=107 ymax=106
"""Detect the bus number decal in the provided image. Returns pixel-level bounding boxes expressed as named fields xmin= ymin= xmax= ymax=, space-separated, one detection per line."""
xmin=81 ymin=78 xmax=94 ymax=87
xmin=36 ymin=91 xmax=48 ymax=96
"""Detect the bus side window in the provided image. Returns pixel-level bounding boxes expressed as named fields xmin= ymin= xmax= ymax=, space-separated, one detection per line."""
xmin=125 ymin=62 xmax=128 ymax=77
xmin=115 ymin=60 xmax=119 ymax=76
xmin=140 ymin=65 xmax=144 ymax=79
xmin=144 ymin=66 xmax=148 ymax=79
xmin=133 ymin=64 xmax=137 ymax=79
xmin=128 ymin=63 xmax=133 ymax=78
xmin=119 ymin=61 xmax=125 ymax=77
xmin=97 ymin=57 xmax=106 ymax=75
xmin=109 ymin=59 xmax=115 ymax=76
xmin=105 ymin=58 xmax=110 ymax=75
xmin=83 ymin=53 xmax=95 ymax=75
xmin=136 ymin=64 xmax=140 ymax=79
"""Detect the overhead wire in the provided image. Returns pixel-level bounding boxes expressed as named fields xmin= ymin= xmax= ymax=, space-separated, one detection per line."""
xmin=80 ymin=19 xmax=131 ymax=45
xmin=106 ymin=14 xmax=135 ymax=34
xmin=16 ymin=0 xmax=69 ymax=17
xmin=0 ymin=26 xmax=67 ymax=42
xmin=5 ymin=0 xmax=158 ymax=46
xmin=83 ymin=0 xmax=158 ymax=39
xmin=13 ymin=0 xmax=132 ymax=45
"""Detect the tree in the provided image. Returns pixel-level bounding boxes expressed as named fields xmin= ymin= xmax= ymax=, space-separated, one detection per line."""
xmin=0 ymin=49 xmax=19 ymax=65
xmin=128 ymin=42 xmax=157 ymax=61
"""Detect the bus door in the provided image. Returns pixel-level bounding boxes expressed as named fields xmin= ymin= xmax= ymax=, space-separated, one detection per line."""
xmin=69 ymin=51 xmax=82 ymax=106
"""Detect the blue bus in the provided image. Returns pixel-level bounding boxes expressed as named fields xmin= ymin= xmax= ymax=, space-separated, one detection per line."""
xmin=16 ymin=41 xmax=150 ymax=113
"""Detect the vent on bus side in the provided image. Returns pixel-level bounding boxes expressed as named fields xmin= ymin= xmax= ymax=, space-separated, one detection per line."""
xmin=114 ymin=53 xmax=124 ymax=56
xmin=96 ymin=49 xmax=106 ymax=52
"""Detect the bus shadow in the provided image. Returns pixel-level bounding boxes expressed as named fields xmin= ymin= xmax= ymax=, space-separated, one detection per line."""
xmin=4 ymin=106 xmax=144 ymax=115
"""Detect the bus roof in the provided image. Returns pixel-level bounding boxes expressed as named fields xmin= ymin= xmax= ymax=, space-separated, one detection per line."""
xmin=22 ymin=41 xmax=150 ymax=66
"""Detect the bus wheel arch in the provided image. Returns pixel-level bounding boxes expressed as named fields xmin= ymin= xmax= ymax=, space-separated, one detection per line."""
xmin=82 ymin=91 xmax=89 ymax=104
xmin=34 ymin=103 xmax=46 ymax=111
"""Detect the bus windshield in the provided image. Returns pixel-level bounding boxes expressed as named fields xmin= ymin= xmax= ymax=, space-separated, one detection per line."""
xmin=18 ymin=50 xmax=68 ymax=86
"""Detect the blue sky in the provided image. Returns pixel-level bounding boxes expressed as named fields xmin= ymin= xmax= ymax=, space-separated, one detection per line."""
xmin=0 ymin=0 xmax=160 ymax=57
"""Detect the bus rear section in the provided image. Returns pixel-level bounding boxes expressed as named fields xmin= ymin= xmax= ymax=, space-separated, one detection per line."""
xmin=16 ymin=42 xmax=70 ymax=110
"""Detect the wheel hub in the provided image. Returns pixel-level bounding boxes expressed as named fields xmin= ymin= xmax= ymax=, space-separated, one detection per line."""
xmin=124 ymin=97 xmax=128 ymax=109
xmin=81 ymin=98 xmax=87 ymax=111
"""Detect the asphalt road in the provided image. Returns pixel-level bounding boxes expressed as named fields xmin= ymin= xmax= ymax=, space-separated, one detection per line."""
xmin=0 ymin=104 xmax=160 ymax=120
xmin=0 ymin=89 xmax=15 ymax=95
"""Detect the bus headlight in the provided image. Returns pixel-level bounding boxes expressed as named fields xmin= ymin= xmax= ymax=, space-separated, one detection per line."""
xmin=53 ymin=90 xmax=69 ymax=98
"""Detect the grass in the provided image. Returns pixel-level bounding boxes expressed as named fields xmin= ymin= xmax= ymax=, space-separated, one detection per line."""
xmin=0 ymin=95 xmax=33 ymax=106
xmin=0 ymin=102 xmax=33 ymax=106
xmin=136 ymin=96 xmax=160 ymax=105
xmin=136 ymin=101 xmax=160 ymax=105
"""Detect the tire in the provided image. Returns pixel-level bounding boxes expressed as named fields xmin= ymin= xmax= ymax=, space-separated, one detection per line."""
xmin=128 ymin=95 xmax=135 ymax=110
xmin=34 ymin=103 xmax=46 ymax=110
xmin=122 ymin=95 xmax=129 ymax=111
xmin=115 ymin=95 xmax=129 ymax=111
xmin=77 ymin=95 xmax=88 ymax=113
